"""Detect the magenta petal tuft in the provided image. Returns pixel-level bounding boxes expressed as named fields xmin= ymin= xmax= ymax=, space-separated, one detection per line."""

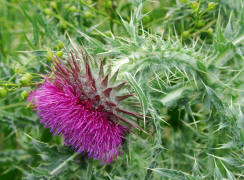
xmin=28 ymin=49 xmax=140 ymax=164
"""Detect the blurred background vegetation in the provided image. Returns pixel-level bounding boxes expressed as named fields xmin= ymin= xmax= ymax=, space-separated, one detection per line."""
xmin=0 ymin=0 xmax=244 ymax=179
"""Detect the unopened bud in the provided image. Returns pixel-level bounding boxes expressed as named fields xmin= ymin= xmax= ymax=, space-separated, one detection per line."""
xmin=182 ymin=31 xmax=190 ymax=39
xmin=207 ymin=28 xmax=213 ymax=34
xmin=44 ymin=8 xmax=53 ymax=15
xmin=0 ymin=87 xmax=7 ymax=98
xmin=50 ymin=2 xmax=57 ymax=9
xmin=56 ymin=41 xmax=64 ymax=50
xmin=191 ymin=1 xmax=199 ymax=10
xmin=69 ymin=6 xmax=78 ymax=13
xmin=208 ymin=2 xmax=217 ymax=10
xmin=21 ymin=91 xmax=29 ymax=99
xmin=19 ymin=73 xmax=32 ymax=85
xmin=196 ymin=20 xmax=205 ymax=27
xmin=56 ymin=51 xmax=63 ymax=58
xmin=46 ymin=50 xmax=54 ymax=61
xmin=181 ymin=0 xmax=188 ymax=4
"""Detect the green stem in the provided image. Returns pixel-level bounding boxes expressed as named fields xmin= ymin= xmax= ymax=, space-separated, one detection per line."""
xmin=0 ymin=83 xmax=39 ymax=87
xmin=0 ymin=102 xmax=26 ymax=110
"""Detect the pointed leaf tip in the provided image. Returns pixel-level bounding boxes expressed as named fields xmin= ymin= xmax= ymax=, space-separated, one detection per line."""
xmin=99 ymin=60 xmax=104 ymax=78
xmin=103 ymin=88 xmax=113 ymax=97
xmin=116 ymin=108 xmax=142 ymax=118
xmin=115 ymin=94 xmax=134 ymax=102
xmin=85 ymin=58 xmax=92 ymax=79
xmin=114 ymin=82 xmax=126 ymax=91
xmin=102 ymin=75 xmax=109 ymax=87
xmin=105 ymin=101 xmax=117 ymax=106
xmin=110 ymin=69 xmax=119 ymax=83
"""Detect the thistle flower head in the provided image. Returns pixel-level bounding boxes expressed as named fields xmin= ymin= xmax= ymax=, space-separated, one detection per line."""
xmin=28 ymin=49 xmax=141 ymax=164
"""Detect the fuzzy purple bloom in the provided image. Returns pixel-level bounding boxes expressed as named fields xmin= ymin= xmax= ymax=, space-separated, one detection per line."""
xmin=28 ymin=50 xmax=141 ymax=164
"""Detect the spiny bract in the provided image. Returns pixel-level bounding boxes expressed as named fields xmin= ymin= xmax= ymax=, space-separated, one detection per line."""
xmin=28 ymin=49 xmax=141 ymax=164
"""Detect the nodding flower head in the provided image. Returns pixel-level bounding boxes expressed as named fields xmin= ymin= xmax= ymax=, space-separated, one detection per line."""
xmin=28 ymin=49 xmax=142 ymax=164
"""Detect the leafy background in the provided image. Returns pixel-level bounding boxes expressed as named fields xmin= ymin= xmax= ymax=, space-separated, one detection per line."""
xmin=0 ymin=0 xmax=244 ymax=179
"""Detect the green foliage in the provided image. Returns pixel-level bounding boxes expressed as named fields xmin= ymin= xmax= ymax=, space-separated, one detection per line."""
xmin=0 ymin=0 xmax=244 ymax=179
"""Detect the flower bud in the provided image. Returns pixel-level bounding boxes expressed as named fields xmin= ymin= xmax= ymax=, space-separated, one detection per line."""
xmin=207 ymin=28 xmax=213 ymax=34
xmin=56 ymin=41 xmax=64 ymax=50
xmin=69 ymin=6 xmax=78 ymax=13
xmin=44 ymin=8 xmax=53 ymax=15
xmin=191 ymin=1 xmax=199 ymax=10
xmin=181 ymin=0 xmax=188 ymax=4
xmin=24 ymin=73 xmax=32 ymax=80
xmin=19 ymin=73 xmax=32 ymax=85
xmin=182 ymin=31 xmax=190 ymax=39
xmin=196 ymin=20 xmax=205 ymax=27
xmin=142 ymin=16 xmax=150 ymax=24
xmin=46 ymin=50 xmax=54 ymax=61
xmin=87 ymin=0 xmax=92 ymax=4
xmin=84 ymin=11 xmax=93 ymax=18
xmin=21 ymin=91 xmax=29 ymax=99
xmin=105 ymin=0 xmax=112 ymax=8
xmin=0 ymin=87 xmax=7 ymax=98
xmin=64 ymin=4 xmax=71 ymax=10
xmin=50 ymin=2 xmax=57 ymax=9
xmin=208 ymin=2 xmax=217 ymax=10
xmin=57 ymin=51 xmax=63 ymax=58
xmin=60 ymin=21 xmax=67 ymax=29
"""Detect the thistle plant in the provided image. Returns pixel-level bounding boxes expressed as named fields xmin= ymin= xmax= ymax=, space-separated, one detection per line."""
xmin=0 ymin=0 xmax=244 ymax=179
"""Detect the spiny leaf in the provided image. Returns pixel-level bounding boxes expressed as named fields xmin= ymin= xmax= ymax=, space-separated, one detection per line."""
xmin=125 ymin=72 xmax=148 ymax=127
xmin=150 ymin=168 xmax=194 ymax=180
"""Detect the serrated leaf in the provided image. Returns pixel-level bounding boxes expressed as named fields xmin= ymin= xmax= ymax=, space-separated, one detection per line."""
xmin=204 ymin=85 xmax=224 ymax=112
xmin=24 ymin=134 xmax=78 ymax=178
xmin=150 ymin=168 xmax=194 ymax=180
xmin=30 ymin=167 xmax=49 ymax=177
xmin=160 ymin=85 xmax=191 ymax=106
xmin=214 ymin=162 xmax=223 ymax=180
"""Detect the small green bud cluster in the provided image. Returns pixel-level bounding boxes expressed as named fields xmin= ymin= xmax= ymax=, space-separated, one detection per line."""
xmin=46 ymin=41 xmax=64 ymax=61
xmin=180 ymin=1 xmax=217 ymax=40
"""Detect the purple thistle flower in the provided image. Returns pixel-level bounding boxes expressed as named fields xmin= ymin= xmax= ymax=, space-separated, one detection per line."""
xmin=28 ymin=49 xmax=141 ymax=164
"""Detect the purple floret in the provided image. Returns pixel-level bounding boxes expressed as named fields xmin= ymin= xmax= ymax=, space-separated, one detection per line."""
xmin=29 ymin=80 xmax=126 ymax=164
